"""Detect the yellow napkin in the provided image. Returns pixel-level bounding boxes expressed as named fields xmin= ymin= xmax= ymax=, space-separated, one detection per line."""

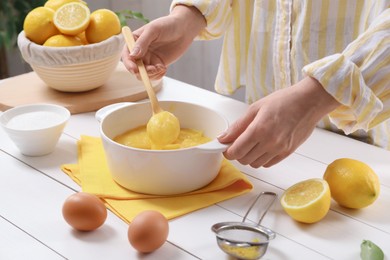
xmin=62 ymin=136 xmax=253 ymax=223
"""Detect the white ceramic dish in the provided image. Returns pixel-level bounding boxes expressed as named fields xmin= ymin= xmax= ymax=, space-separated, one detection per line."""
xmin=0 ymin=104 xmax=70 ymax=156
xmin=97 ymin=101 xmax=229 ymax=195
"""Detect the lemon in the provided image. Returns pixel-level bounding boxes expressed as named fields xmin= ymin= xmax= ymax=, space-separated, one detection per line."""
xmin=85 ymin=9 xmax=121 ymax=44
xmin=281 ymin=178 xmax=331 ymax=224
xmin=44 ymin=0 xmax=87 ymax=11
xmin=77 ymin=31 xmax=89 ymax=44
xmin=323 ymin=158 xmax=380 ymax=209
xmin=43 ymin=34 xmax=83 ymax=47
xmin=23 ymin=7 xmax=60 ymax=45
xmin=54 ymin=2 xmax=90 ymax=36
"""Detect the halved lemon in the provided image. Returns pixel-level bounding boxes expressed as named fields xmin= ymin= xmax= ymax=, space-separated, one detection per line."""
xmin=281 ymin=178 xmax=331 ymax=224
xmin=53 ymin=2 xmax=90 ymax=36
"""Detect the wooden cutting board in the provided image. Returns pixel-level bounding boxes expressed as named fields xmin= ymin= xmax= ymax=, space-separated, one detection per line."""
xmin=0 ymin=62 xmax=162 ymax=114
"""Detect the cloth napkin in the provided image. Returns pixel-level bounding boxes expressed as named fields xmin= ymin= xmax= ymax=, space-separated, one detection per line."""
xmin=61 ymin=135 xmax=253 ymax=223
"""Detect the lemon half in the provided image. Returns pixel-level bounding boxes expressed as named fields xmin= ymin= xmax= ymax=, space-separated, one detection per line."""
xmin=281 ymin=178 xmax=331 ymax=224
xmin=54 ymin=2 xmax=90 ymax=36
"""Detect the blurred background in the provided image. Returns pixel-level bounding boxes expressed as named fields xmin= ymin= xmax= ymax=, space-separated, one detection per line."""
xmin=1 ymin=0 xmax=245 ymax=101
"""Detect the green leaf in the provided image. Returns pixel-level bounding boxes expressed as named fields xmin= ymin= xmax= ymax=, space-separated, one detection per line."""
xmin=115 ymin=10 xmax=150 ymax=24
xmin=361 ymin=240 xmax=384 ymax=260
xmin=117 ymin=12 xmax=127 ymax=27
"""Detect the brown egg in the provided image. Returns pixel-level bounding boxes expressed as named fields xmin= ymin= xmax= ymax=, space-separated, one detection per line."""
xmin=62 ymin=192 xmax=107 ymax=231
xmin=128 ymin=210 xmax=169 ymax=253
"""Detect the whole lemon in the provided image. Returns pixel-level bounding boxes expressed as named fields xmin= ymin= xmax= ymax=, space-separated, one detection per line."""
xmin=77 ymin=31 xmax=89 ymax=44
xmin=323 ymin=158 xmax=380 ymax=209
xmin=44 ymin=0 xmax=87 ymax=11
xmin=43 ymin=34 xmax=83 ymax=47
xmin=23 ymin=7 xmax=60 ymax=45
xmin=85 ymin=9 xmax=121 ymax=44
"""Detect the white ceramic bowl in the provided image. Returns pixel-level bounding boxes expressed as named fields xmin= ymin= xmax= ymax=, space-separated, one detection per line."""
xmin=97 ymin=101 xmax=229 ymax=195
xmin=17 ymin=31 xmax=124 ymax=92
xmin=0 ymin=104 xmax=70 ymax=156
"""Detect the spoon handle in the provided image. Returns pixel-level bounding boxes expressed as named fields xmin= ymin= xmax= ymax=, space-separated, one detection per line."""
xmin=122 ymin=26 xmax=162 ymax=114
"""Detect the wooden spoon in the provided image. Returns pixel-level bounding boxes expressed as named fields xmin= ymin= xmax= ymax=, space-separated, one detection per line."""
xmin=122 ymin=26 xmax=162 ymax=115
xmin=122 ymin=26 xmax=180 ymax=148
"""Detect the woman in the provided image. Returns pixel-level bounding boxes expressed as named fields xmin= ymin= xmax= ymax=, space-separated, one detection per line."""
xmin=122 ymin=1 xmax=390 ymax=168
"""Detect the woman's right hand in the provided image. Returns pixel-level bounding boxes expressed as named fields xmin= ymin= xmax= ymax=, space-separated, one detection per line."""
xmin=121 ymin=5 xmax=206 ymax=80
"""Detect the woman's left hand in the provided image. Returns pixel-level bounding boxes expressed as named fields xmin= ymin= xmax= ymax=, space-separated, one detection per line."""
xmin=218 ymin=77 xmax=340 ymax=168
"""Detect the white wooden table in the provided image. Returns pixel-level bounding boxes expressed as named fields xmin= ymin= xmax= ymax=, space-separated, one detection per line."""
xmin=1 ymin=77 xmax=389 ymax=260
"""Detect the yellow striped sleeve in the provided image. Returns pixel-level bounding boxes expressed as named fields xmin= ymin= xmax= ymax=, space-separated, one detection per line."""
xmin=214 ymin=0 xmax=252 ymax=95
xmin=171 ymin=0 xmax=233 ymax=40
xmin=303 ymin=8 xmax=390 ymax=134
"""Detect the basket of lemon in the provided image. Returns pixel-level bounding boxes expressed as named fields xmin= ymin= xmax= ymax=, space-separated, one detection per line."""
xmin=18 ymin=0 xmax=125 ymax=92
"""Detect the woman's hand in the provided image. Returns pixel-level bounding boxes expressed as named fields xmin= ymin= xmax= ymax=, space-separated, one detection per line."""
xmin=121 ymin=5 xmax=206 ymax=80
xmin=218 ymin=77 xmax=340 ymax=168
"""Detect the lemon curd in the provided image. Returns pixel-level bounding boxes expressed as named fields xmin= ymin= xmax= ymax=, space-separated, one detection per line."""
xmin=114 ymin=126 xmax=210 ymax=150
xmin=221 ymin=244 xmax=261 ymax=259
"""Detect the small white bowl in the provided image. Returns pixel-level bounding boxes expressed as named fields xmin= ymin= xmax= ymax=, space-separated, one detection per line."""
xmin=17 ymin=31 xmax=124 ymax=92
xmin=0 ymin=104 xmax=70 ymax=156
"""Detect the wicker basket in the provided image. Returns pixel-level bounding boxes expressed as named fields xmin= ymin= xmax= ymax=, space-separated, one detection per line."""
xmin=18 ymin=31 xmax=124 ymax=92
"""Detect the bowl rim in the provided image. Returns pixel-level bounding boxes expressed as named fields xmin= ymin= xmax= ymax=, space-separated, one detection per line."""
xmin=0 ymin=103 xmax=71 ymax=132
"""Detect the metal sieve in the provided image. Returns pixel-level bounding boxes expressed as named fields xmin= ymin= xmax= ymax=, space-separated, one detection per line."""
xmin=211 ymin=191 xmax=277 ymax=259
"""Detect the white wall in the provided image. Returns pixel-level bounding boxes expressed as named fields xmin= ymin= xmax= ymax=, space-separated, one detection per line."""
xmin=7 ymin=0 xmax=245 ymax=101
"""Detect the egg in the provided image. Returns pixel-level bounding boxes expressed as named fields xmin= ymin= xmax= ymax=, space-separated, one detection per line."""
xmin=128 ymin=210 xmax=169 ymax=253
xmin=62 ymin=192 xmax=107 ymax=231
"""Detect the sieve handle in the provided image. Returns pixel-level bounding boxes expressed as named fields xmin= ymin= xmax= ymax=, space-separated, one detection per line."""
xmin=242 ymin=191 xmax=277 ymax=225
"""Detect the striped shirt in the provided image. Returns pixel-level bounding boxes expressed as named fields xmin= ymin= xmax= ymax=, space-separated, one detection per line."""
xmin=171 ymin=0 xmax=390 ymax=150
